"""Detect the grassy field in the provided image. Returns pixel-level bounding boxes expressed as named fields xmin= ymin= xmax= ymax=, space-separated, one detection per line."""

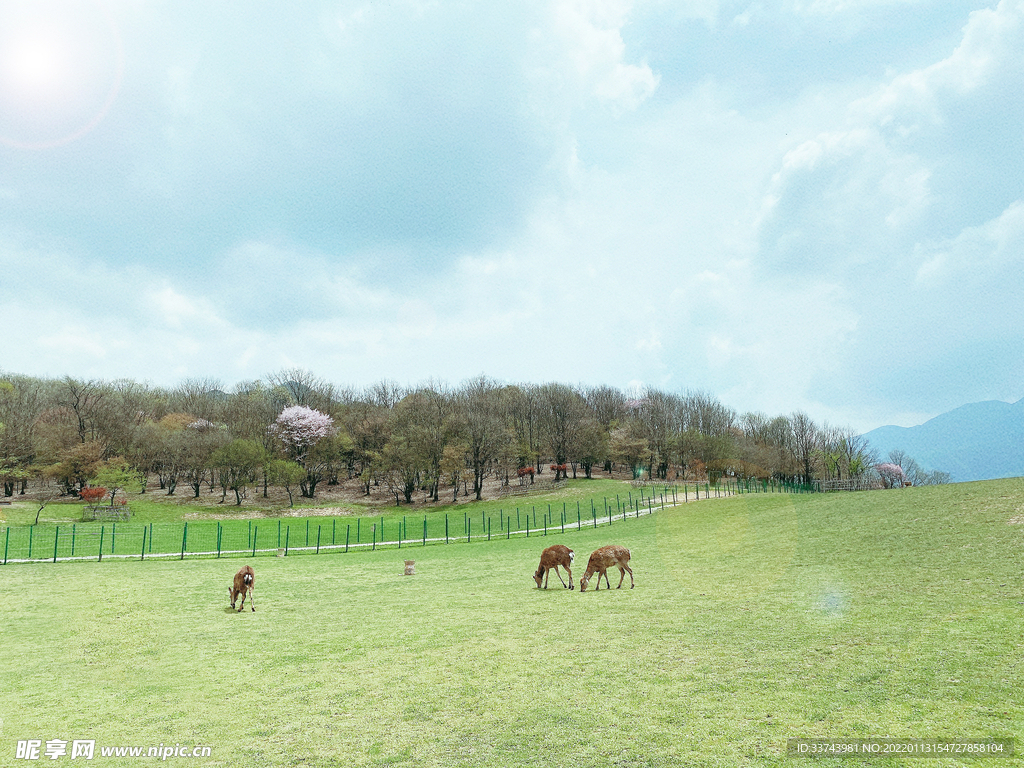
xmin=0 ymin=477 xmax=672 ymax=527
xmin=0 ymin=479 xmax=694 ymax=562
xmin=2 ymin=479 xmax=1022 ymax=766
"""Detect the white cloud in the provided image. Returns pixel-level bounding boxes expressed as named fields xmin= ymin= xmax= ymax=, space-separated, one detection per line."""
xmin=913 ymin=200 xmax=1024 ymax=286
xmin=534 ymin=0 xmax=659 ymax=112
xmin=855 ymin=0 xmax=1024 ymax=126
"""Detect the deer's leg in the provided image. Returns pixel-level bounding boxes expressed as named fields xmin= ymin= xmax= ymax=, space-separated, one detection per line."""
xmin=601 ymin=571 xmax=611 ymax=590
xmin=623 ymin=563 xmax=634 ymax=588
xmin=567 ymin=567 xmax=573 ymax=590
xmin=249 ymin=588 xmax=255 ymax=612
xmin=616 ymin=566 xmax=625 ymax=588
xmin=238 ymin=589 xmax=246 ymax=612
xmin=553 ymin=565 xmax=568 ymax=588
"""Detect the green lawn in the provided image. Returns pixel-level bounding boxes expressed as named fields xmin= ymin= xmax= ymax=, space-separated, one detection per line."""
xmin=2 ymin=480 xmax=1021 ymax=766
xmin=0 ymin=477 xmax=673 ymax=527
xmin=0 ymin=479 xmax=690 ymax=562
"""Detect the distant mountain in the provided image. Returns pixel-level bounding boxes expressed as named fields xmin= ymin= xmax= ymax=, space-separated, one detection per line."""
xmin=862 ymin=398 xmax=1024 ymax=482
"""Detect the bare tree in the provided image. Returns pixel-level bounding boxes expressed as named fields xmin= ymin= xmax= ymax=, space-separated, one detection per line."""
xmin=364 ymin=379 xmax=407 ymax=410
xmin=458 ymin=377 xmax=510 ymax=499
xmin=537 ymin=383 xmax=586 ymax=480
xmin=171 ymin=377 xmax=225 ymax=423
xmin=267 ymin=368 xmax=337 ymax=413
xmin=58 ymin=377 xmax=107 ymax=445
xmin=790 ymin=411 xmax=819 ymax=484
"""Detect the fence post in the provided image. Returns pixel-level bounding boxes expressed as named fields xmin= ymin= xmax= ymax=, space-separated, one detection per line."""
xmin=148 ymin=523 xmax=153 ymax=554
xmin=316 ymin=526 xmax=321 ymax=555
xmin=445 ymin=515 xmax=449 ymax=544
xmin=53 ymin=526 xmax=59 ymax=563
xmin=372 ymin=524 xmax=376 ymax=551
xmin=141 ymin=526 xmax=147 ymax=561
xmin=423 ymin=517 xmax=427 ymax=546
xmin=346 ymin=524 xmax=350 ymax=553
xmin=217 ymin=522 xmax=222 ymax=558
xmin=181 ymin=522 xmax=188 ymax=560
xmin=3 ymin=526 xmax=8 ymax=565
xmin=99 ymin=525 xmax=104 ymax=562
xmin=111 ymin=522 xmax=116 ymax=554
xmin=333 ymin=519 xmax=336 ymax=546
xmin=468 ymin=519 xmax=471 ymax=543
xmin=488 ymin=517 xmax=491 ymax=541
xmin=72 ymin=524 xmax=76 ymax=557
xmin=285 ymin=526 xmax=290 ymax=556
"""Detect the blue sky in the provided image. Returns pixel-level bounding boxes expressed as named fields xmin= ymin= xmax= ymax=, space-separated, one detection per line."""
xmin=1 ymin=0 xmax=1021 ymax=432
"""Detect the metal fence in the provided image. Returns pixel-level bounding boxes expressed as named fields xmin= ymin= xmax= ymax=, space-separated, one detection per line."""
xmin=0 ymin=480 xmax=815 ymax=565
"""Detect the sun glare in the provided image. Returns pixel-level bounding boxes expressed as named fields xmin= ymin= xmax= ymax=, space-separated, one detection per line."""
xmin=4 ymin=35 xmax=71 ymax=97
xmin=0 ymin=0 xmax=123 ymax=149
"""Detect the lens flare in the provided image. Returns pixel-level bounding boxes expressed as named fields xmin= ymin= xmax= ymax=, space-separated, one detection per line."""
xmin=0 ymin=0 xmax=123 ymax=150
xmin=5 ymin=36 xmax=68 ymax=95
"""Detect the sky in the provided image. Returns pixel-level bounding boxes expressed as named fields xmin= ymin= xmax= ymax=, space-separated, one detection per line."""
xmin=1 ymin=0 xmax=1022 ymax=433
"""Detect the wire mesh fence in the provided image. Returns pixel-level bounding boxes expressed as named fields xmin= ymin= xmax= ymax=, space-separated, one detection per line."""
xmin=1 ymin=480 xmax=816 ymax=565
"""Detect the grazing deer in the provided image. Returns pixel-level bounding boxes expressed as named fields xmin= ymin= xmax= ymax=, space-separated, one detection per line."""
xmin=229 ymin=565 xmax=256 ymax=612
xmin=579 ymin=545 xmax=633 ymax=592
xmin=534 ymin=544 xmax=575 ymax=589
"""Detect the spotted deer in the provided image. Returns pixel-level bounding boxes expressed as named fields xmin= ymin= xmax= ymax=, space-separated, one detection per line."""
xmin=534 ymin=544 xmax=575 ymax=589
xmin=228 ymin=565 xmax=255 ymax=612
xmin=579 ymin=545 xmax=633 ymax=591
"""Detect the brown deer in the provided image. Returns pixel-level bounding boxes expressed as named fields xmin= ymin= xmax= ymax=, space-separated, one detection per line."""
xmin=534 ymin=544 xmax=575 ymax=589
xmin=228 ymin=565 xmax=255 ymax=612
xmin=579 ymin=545 xmax=633 ymax=591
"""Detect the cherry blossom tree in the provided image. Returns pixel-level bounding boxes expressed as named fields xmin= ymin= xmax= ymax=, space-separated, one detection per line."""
xmin=271 ymin=406 xmax=335 ymax=456
xmin=876 ymin=462 xmax=906 ymax=489
xmin=270 ymin=406 xmax=336 ymax=497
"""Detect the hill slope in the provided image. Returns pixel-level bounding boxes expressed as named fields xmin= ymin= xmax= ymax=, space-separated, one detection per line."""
xmin=863 ymin=398 xmax=1024 ymax=482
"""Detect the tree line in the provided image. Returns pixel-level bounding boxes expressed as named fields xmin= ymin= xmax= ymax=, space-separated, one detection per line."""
xmin=0 ymin=369 xmax=948 ymax=505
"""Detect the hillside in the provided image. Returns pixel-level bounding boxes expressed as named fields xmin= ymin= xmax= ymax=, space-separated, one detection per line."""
xmin=863 ymin=398 xmax=1024 ymax=482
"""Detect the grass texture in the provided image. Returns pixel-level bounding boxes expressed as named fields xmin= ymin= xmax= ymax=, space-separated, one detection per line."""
xmin=1 ymin=479 xmax=1022 ymax=766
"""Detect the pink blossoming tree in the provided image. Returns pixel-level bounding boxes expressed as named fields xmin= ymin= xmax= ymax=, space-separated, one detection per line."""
xmin=272 ymin=406 xmax=335 ymax=455
xmin=876 ymin=462 xmax=907 ymax=489
xmin=270 ymin=406 xmax=336 ymax=497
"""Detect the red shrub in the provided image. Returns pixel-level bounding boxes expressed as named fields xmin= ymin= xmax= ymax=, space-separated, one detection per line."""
xmin=80 ymin=487 xmax=107 ymax=503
